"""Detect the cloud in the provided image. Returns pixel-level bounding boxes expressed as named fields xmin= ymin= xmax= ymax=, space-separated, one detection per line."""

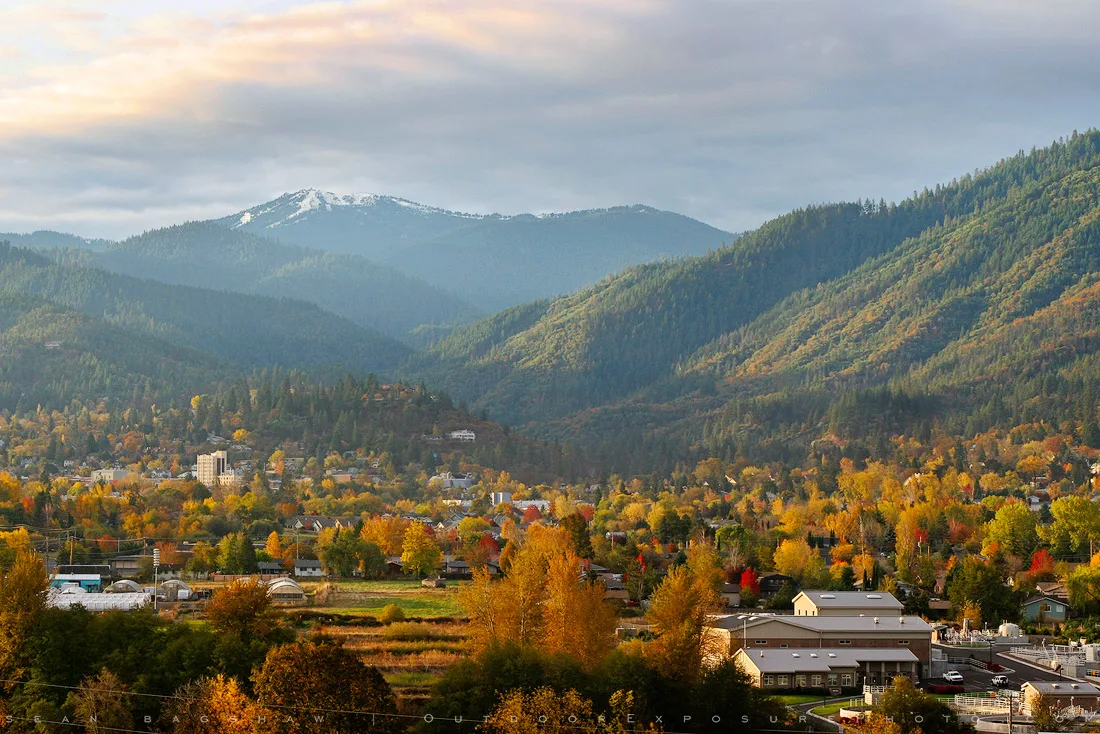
xmin=0 ymin=0 xmax=1098 ymax=238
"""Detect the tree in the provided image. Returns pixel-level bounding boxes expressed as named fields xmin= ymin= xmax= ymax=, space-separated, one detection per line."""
xmin=218 ymin=532 xmax=258 ymax=574
xmin=265 ymin=531 xmax=284 ymax=559
xmin=67 ymin=668 xmax=133 ymax=734
xmin=645 ymin=565 xmax=720 ymax=688
xmin=540 ymin=548 xmax=617 ymax=668
xmin=982 ymin=501 xmax=1038 ymax=558
xmin=1040 ymin=495 xmax=1100 ymax=556
xmin=163 ymin=675 xmax=268 ymax=734
xmin=0 ymin=550 xmax=47 ymax=690
xmin=400 ymin=523 xmax=442 ymax=577
xmin=867 ymin=676 xmax=968 ymax=734
xmin=253 ymin=639 xmax=398 ymax=734
xmin=481 ymin=686 xmax=661 ymax=734
xmin=946 ymin=556 xmax=1018 ymax=626
xmin=318 ymin=529 xmax=366 ymax=577
xmin=206 ymin=579 xmax=281 ymax=641
xmin=560 ymin=513 xmax=594 ymax=558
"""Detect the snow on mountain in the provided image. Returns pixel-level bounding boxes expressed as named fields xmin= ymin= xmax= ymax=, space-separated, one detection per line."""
xmin=228 ymin=188 xmax=484 ymax=230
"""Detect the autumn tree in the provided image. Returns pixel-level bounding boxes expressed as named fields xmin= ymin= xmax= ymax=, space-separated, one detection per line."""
xmin=361 ymin=516 xmax=411 ymax=556
xmin=0 ymin=550 xmax=48 ymax=691
xmin=541 ymin=548 xmax=617 ymax=668
xmin=400 ymin=523 xmax=442 ymax=577
xmin=865 ymin=676 xmax=968 ymax=734
xmin=253 ymin=638 xmax=398 ymax=734
xmin=265 ymin=531 xmax=284 ymax=559
xmin=67 ymin=668 xmax=133 ymax=734
xmin=206 ymin=579 xmax=281 ymax=641
xmin=982 ymin=500 xmax=1038 ymax=559
xmin=482 ymin=687 xmax=661 ymax=734
xmin=645 ymin=564 xmax=720 ymax=688
xmin=163 ymin=675 xmax=269 ymax=734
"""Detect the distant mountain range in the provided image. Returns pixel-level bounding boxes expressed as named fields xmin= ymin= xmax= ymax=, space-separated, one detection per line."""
xmin=5 ymin=132 xmax=1100 ymax=471
xmin=218 ymin=190 xmax=736 ymax=312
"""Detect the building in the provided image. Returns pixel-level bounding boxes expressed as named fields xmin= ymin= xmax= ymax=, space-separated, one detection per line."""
xmin=91 ymin=468 xmax=129 ymax=484
xmin=446 ymin=429 xmax=476 ymax=442
xmin=757 ymin=572 xmax=795 ymax=599
xmin=47 ymin=587 xmax=151 ymax=612
xmin=1022 ymin=595 xmax=1069 ymax=622
xmin=294 ymin=559 xmax=324 ymax=578
xmin=50 ymin=574 xmax=103 ymax=593
xmin=431 ymin=472 xmax=476 ymax=489
xmin=1022 ymin=680 xmax=1100 ymax=713
xmin=490 ymin=491 xmax=513 ymax=506
xmin=708 ymin=614 xmax=934 ymax=674
xmin=734 ymin=647 xmax=920 ymax=690
xmin=196 ymin=451 xmax=229 ymax=486
xmin=720 ymin=583 xmax=742 ymax=608
xmin=793 ymin=591 xmax=904 ymax=617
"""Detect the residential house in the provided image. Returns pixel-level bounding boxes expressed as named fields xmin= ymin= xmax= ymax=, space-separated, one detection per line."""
xmin=793 ymin=591 xmax=903 ymax=617
xmin=1023 ymin=595 xmax=1069 ymax=622
xmin=293 ymin=559 xmax=324 ymax=578
xmin=446 ymin=429 xmax=476 ymax=442
xmin=757 ymin=572 xmax=795 ymax=600
xmin=431 ymin=472 xmax=476 ymax=489
xmin=1036 ymin=581 xmax=1070 ymax=601
xmin=734 ymin=647 xmax=920 ymax=690
xmin=720 ymin=583 xmax=741 ymax=608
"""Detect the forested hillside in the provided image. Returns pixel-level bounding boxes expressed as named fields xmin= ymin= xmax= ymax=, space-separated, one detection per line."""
xmin=0 ymin=293 xmax=229 ymax=411
xmin=95 ymin=222 xmax=481 ymax=340
xmin=0 ymin=243 xmax=410 ymax=376
xmin=406 ymin=131 xmax=1100 ymax=468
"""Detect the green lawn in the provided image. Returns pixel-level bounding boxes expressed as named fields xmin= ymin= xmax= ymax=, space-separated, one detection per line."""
xmin=383 ymin=671 xmax=441 ymax=687
xmin=775 ymin=694 xmax=823 ymax=705
xmin=810 ymin=700 xmax=865 ymax=716
xmin=313 ymin=579 xmax=431 ymax=592
xmin=318 ymin=595 xmax=464 ymax=619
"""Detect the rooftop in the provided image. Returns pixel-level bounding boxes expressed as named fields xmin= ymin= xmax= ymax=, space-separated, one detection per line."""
xmin=795 ymin=590 xmax=903 ymax=609
xmin=711 ymin=614 xmax=931 ymax=633
xmin=736 ymin=647 xmax=919 ymax=673
xmin=1024 ymin=681 xmax=1100 ymax=695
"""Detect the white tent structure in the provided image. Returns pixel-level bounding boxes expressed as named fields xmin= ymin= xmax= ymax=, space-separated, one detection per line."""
xmin=48 ymin=587 xmax=151 ymax=612
xmin=266 ymin=577 xmax=306 ymax=604
xmin=158 ymin=579 xmax=192 ymax=601
xmin=104 ymin=579 xmax=142 ymax=593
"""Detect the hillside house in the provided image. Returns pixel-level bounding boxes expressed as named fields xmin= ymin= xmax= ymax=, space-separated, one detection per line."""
xmin=793 ymin=591 xmax=903 ymax=617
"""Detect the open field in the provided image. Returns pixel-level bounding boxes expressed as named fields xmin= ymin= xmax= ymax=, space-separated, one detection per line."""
xmin=305 ymin=578 xmax=466 ymax=619
xmin=319 ymin=620 xmax=470 ymax=708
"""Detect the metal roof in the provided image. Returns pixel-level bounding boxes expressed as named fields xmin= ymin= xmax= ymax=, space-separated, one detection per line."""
xmin=795 ymin=591 xmax=903 ymax=609
xmin=736 ymin=647 xmax=919 ymax=673
xmin=712 ymin=614 xmax=931 ymax=633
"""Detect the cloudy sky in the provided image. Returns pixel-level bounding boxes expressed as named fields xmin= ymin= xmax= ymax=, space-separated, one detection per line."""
xmin=0 ymin=0 xmax=1098 ymax=238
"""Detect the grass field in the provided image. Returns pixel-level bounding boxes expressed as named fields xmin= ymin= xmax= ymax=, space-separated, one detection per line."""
xmin=319 ymin=595 xmax=463 ymax=618
xmin=775 ymin=694 xmax=824 ymax=705
xmin=320 ymin=620 xmax=470 ymax=709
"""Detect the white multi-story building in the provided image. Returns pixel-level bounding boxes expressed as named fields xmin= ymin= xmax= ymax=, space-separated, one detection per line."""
xmin=196 ymin=451 xmax=228 ymax=486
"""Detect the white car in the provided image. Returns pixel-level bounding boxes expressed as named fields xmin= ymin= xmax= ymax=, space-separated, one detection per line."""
xmin=992 ymin=675 xmax=1009 ymax=687
xmin=943 ymin=671 xmax=964 ymax=683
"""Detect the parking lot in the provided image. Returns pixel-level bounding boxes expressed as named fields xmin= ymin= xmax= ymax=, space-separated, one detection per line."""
xmin=929 ymin=644 xmax=1072 ymax=694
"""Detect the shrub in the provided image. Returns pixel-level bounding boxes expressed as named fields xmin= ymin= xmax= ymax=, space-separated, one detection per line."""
xmin=379 ymin=603 xmax=406 ymax=624
xmin=382 ymin=622 xmax=436 ymax=641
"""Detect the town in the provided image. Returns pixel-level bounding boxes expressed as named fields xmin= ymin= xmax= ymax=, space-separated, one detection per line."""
xmin=2 ymin=380 xmax=1100 ymax=733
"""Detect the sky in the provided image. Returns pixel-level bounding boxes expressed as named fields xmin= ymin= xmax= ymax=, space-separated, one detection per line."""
xmin=0 ymin=0 xmax=1098 ymax=239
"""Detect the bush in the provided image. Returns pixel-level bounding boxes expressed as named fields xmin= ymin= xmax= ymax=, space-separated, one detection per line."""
xmin=382 ymin=622 xmax=436 ymax=641
xmin=379 ymin=604 xmax=406 ymax=624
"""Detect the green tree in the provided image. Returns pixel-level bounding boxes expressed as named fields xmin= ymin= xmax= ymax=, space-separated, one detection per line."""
xmin=871 ymin=676 xmax=968 ymax=734
xmin=982 ymin=500 xmax=1038 ymax=558
xmin=400 ymin=523 xmax=441 ymax=577
xmin=946 ymin=555 xmax=1019 ymax=625
xmin=560 ymin=513 xmax=594 ymax=559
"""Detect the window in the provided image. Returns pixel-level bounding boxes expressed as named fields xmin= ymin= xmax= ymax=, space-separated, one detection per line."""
xmin=827 ymin=674 xmax=838 ymax=685
xmin=811 ymin=675 xmax=822 ymax=687
xmin=755 ymin=640 xmax=768 ymax=645
xmin=796 ymin=675 xmax=807 ymax=687
xmin=1041 ymin=603 xmax=1051 ymax=612
xmin=838 ymin=640 xmax=851 ymax=645
xmin=898 ymin=640 xmax=910 ymax=644
xmin=780 ymin=644 xmax=789 ymax=649
xmin=778 ymin=675 xmax=788 ymax=687
xmin=842 ymin=674 xmax=853 ymax=686
xmin=763 ymin=675 xmax=775 ymax=686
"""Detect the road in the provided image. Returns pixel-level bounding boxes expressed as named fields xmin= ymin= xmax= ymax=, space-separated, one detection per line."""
xmin=932 ymin=642 xmax=1071 ymax=694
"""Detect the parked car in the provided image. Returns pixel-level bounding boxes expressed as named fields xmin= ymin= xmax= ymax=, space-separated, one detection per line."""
xmin=943 ymin=671 xmax=964 ymax=683
xmin=992 ymin=675 xmax=1009 ymax=687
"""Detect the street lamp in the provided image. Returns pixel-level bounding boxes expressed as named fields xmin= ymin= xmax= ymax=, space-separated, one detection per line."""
xmin=153 ymin=547 xmax=160 ymax=613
